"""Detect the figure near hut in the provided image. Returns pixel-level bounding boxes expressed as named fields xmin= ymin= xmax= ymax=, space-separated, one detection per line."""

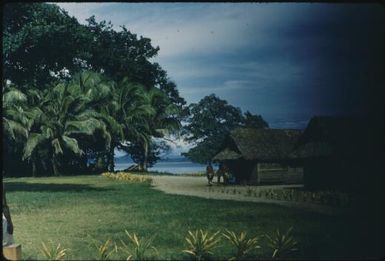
xmin=206 ymin=163 xmax=215 ymax=186
xmin=216 ymin=162 xmax=230 ymax=185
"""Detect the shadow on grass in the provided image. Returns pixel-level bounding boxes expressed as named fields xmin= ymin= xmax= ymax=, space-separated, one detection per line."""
xmin=5 ymin=182 xmax=114 ymax=193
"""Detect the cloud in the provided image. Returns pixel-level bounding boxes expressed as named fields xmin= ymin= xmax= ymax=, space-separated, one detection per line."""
xmin=223 ymin=80 xmax=254 ymax=90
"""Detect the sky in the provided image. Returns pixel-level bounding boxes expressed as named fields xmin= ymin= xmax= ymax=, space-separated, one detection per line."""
xmin=54 ymin=3 xmax=384 ymax=156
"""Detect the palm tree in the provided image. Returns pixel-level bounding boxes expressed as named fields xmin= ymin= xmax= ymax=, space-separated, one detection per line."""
xmin=102 ymin=78 xmax=154 ymax=171
xmin=2 ymin=86 xmax=35 ymax=176
xmin=22 ymin=72 xmax=112 ymax=176
xmin=2 ymin=87 xmax=31 ymax=141
xmin=131 ymin=87 xmax=181 ymax=171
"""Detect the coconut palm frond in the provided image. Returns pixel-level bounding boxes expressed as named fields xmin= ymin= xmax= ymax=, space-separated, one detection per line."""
xmin=62 ymin=135 xmax=83 ymax=155
xmin=23 ymin=133 xmax=46 ymax=160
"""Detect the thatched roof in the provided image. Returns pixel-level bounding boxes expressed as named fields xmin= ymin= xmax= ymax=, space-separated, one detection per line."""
xmin=296 ymin=116 xmax=355 ymax=146
xmin=213 ymin=128 xmax=302 ymax=161
xmin=290 ymin=116 xmax=360 ymax=158
xmin=212 ymin=148 xmax=242 ymax=161
xmin=289 ymin=142 xmax=335 ymax=158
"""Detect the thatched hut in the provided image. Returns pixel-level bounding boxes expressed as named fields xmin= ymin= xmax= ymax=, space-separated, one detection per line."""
xmin=212 ymin=128 xmax=303 ymax=185
xmin=290 ymin=116 xmax=379 ymax=191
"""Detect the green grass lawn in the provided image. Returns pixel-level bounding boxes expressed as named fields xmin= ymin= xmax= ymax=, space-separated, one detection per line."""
xmin=4 ymin=175 xmax=384 ymax=260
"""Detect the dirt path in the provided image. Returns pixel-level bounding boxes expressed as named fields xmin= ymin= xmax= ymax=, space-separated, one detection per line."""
xmin=150 ymin=175 xmax=341 ymax=215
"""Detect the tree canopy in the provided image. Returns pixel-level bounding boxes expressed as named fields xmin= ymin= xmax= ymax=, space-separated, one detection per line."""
xmin=182 ymin=94 xmax=268 ymax=164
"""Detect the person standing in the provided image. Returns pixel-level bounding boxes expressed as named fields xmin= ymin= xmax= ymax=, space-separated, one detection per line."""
xmin=206 ymin=163 xmax=215 ymax=186
xmin=216 ymin=162 xmax=223 ymax=185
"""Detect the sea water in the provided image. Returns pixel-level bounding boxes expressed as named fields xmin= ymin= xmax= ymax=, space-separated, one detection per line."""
xmin=114 ymin=159 xmax=207 ymax=174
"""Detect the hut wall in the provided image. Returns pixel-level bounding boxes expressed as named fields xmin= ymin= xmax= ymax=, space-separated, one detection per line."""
xmin=223 ymin=159 xmax=304 ymax=185
xmin=249 ymin=162 xmax=303 ymax=185
xmin=258 ymin=166 xmax=303 ymax=184
xmin=249 ymin=163 xmax=260 ymax=185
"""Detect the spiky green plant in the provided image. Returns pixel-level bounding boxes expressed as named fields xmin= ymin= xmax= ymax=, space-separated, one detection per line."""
xmin=93 ymin=239 xmax=117 ymax=260
xmin=223 ymin=230 xmax=261 ymax=260
xmin=265 ymin=227 xmax=298 ymax=259
xmin=85 ymin=234 xmax=117 ymax=261
xmin=120 ymin=230 xmax=157 ymax=260
xmin=40 ymin=241 xmax=69 ymax=260
xmin=182 ymin=230 xmax=221 ymax=260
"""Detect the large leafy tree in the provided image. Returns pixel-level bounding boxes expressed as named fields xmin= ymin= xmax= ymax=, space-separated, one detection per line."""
xmin=182 ymin=94 xmax=268 ymax=164
xmin=3 ymin=3 xmax=91 ymax=89
xmin=3 ymin=3 xmax=185 ymax=106
xmin=84 ymin=16 xmax=159 ymax=87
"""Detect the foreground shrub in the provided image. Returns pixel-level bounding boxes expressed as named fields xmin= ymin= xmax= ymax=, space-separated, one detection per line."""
xmin=120 ymin=230 xmax=157 ymax=260
xmin=85 ymin=235 xmax=117 ymax=260
xmin=39 ymin=227 xmax=299 ymax=260
xmin=223 ymin=230 xmax=261 ymax=260
xmin=265 ymin=226 xmax=298 ymax=259
xmin=183 ymin=230 xmax=221 ymax=260
xmin=95 ymin=239 xmax=117 ymax=260
xmin=101 ymin=172 xmax=152 ymax=183
xmin=40 ymin=241 xmax=69 ymax=261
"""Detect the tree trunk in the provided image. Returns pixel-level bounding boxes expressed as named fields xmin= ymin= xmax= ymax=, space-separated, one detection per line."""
xmin=108 ymin=145 xmax=115 ymax=172
xmin=51 ymin=156 xmax=60 ymax=176
xmin=95 ymin=152 xmax=108 ymax=172
xmin=138 ymin=162 xmax=144 ymax=172
xmin=32 ymin=161 xmax=37 ymax=177
xmin=143 ymin=142 xmax=148 ymax=172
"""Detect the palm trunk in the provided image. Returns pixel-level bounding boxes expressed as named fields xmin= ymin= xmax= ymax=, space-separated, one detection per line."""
xmin=51 ymin=156 xmax=60 ymax=176
xmin=108 ymin=145 xmax=115 ymax=172
xmin=32 ymin=161 xmax=37 ymax=177
xmin=143 ymin=142 xmax=148 ymax=172
xmin=138 ymin=162 xmax=144 ymax=172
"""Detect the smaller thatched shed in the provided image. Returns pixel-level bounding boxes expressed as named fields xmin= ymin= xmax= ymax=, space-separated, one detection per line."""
xmin=213 ymin=128 xmax=303 ymax=184
xmin=290 ymin=116 xmax=376 ymax=191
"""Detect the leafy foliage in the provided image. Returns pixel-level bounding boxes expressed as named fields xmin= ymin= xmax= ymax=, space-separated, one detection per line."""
xmin=265 ymin=227 xmax=298 ymax=259
xmin=3 ymin=3 xmax=90 ymax=88
xmin=22 ymin=71 xmax=112 ymax=176
xmin=101 ymin=172 xmax=152 ymax=183
xmin=223 ymin=229 xmax=261 ymax=260
xmin=183 ymin=230 xmax=221 ymax=260
xmin=183 ymin=94 xmax=268 ymax=164
xmin=40 ymin=241 xmax=69 ymax=261
xmin=120 ymin=231 xmax=157 ymax=260
xmin=95 ymin=239 xmax=117 ymax=261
